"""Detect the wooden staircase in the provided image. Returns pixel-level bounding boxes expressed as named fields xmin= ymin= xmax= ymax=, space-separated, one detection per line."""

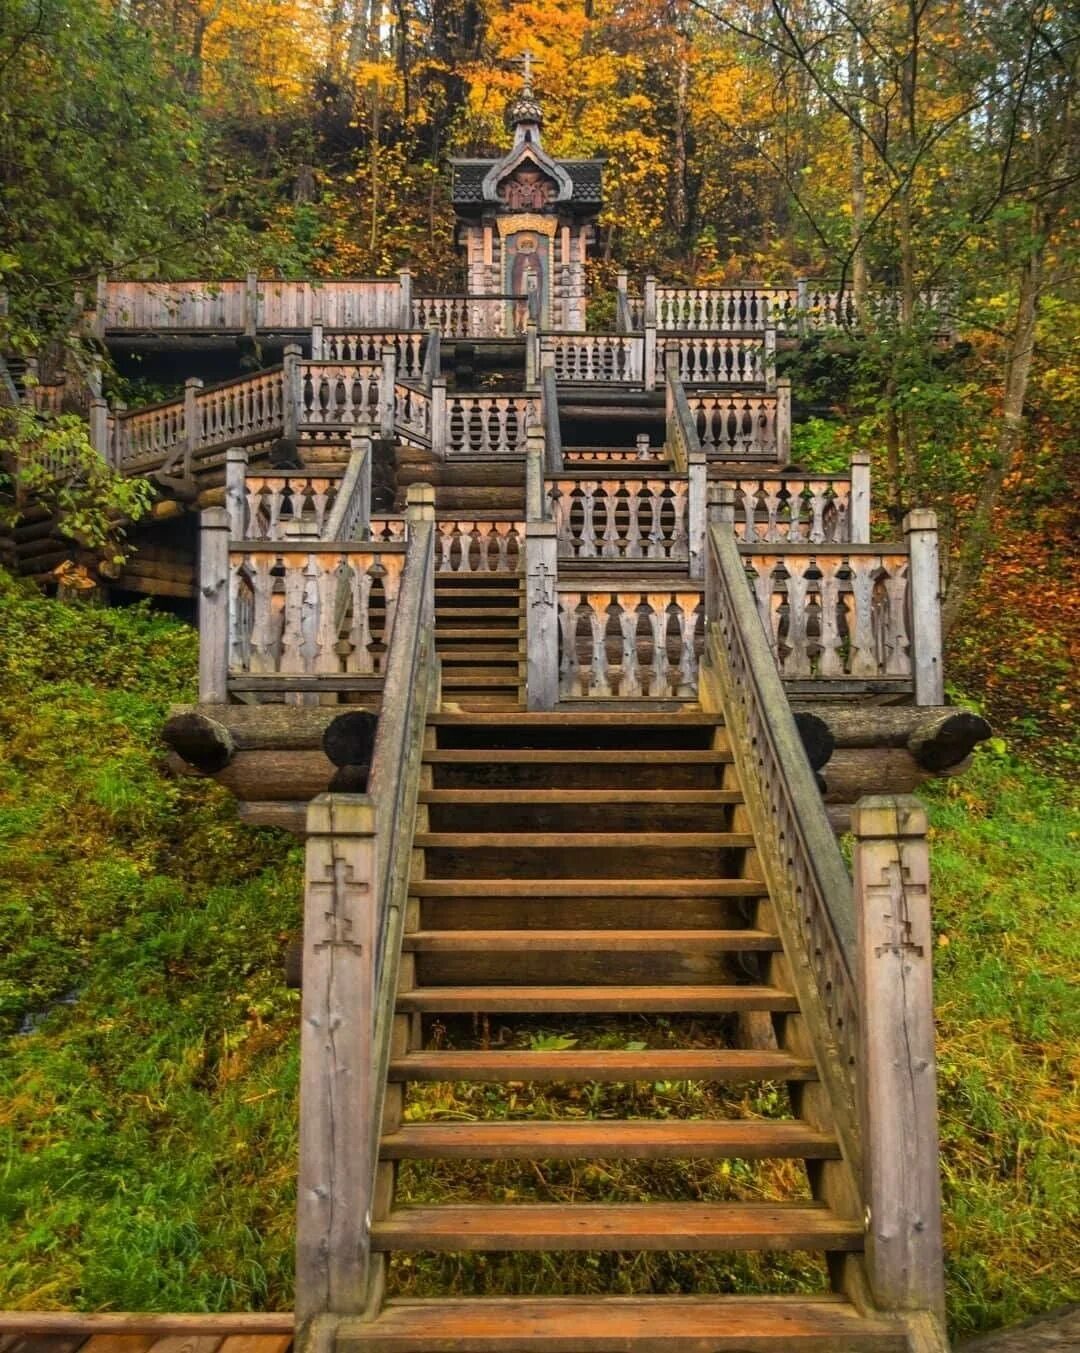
xmin=434 ymin=577 xmax=523 ymax=711
xmin=341 ymin=710 xmax=907 ymax=1351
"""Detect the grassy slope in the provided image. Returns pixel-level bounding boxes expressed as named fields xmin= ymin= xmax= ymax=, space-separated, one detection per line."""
xmin=0 ymin=572 xmax=1075 ymax=1334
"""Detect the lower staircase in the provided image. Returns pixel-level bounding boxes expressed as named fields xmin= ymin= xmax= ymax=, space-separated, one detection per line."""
xmin=434 ymin=575 xmax=522 ymax=710
xmin=341 ymin=710 xmax=908 ymax=1351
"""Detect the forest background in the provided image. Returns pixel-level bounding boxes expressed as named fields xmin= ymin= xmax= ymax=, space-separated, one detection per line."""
xmin=0 ymin=0 xmax=1077 ymax=1334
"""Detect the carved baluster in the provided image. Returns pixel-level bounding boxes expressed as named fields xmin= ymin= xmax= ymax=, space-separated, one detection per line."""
xmin=670 ymin=481 xmax=689 ymax=559
xmin=436 ymin=521 xmax=454 ymax=573
xmin=616 ymin=593 xmax=642 ymax=696
xmin=883 ymin=559 xmax=911 ymax=676
xmin=585 ymin=592 xmax=611 ymax=696
xmin=600 ymin=481 xmax=621 ymax=559
xmin=277 ymin=553 xmax=307 ymax=674
xmin=762 ymin=480 xmax=782 ymax=542
xmin=783 ymin=557 xmax=813 ymax=677
xmin=808 ymin=480 xmax=829 ymax=544
xmin=311 ymin=479 xmax=331 ymax=537
xmin=817 ymin=557 xmax=846 ymax=677
xmin=246 ymin=554 xmax=277 ymax=672
xmin=229 ymin=555 xmax=252 ymax=673
xmin=747 ymin=555 xmax=774 ymax=638
xmin=647 ymin=593 xmax=671 ymax=696
xmin=245 ymin=481 xmax=264 ymax=540
xmin=344 ymin=559 xmax=375 ymax=673
xmin=492 ymin=522 xmax=510 ymax=572
xmin=675 ymin=593 xmax=700 ymax=696
xmin=580 ymin=481 xmax=599 ymax=558
xmin=625 ymin=482 xmax=644 ymax=560
xmin=314 ymin=555 xmax=342 ymax=674
xmin=646 ymin=478 xmax=666 ymax=560
xmin=848 ymin=555 xmax=881 ymax=675
xmin=558 ymin=593 xmax=582 ymax=696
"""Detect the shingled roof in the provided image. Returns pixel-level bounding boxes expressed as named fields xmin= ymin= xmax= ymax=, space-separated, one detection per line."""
xmin=449 ymin=158 xmax=604 ymax=210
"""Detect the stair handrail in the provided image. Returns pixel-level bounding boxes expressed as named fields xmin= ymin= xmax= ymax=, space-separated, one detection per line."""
xmin=701 ymin=519 xmax=946 ymax=1327
xmin=322 ymin=430 xmax=373 ymax=541
xmin=296 ymin=483 xmax=438 ymax=1327
xmin=664 ymin=351 xmax=707 ymax=576
xmin=538 ymin=351 xmax=563 ymax=473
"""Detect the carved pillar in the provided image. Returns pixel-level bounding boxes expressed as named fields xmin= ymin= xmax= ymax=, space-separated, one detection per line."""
xmin=225 ymin=447 xmax=248 ymax=539
xmin=849 ymin=453 xmax=871 ymax=543
xmin=198 ymin=507 xmax=230 ymax=703
xmin=904 ymin=509 xmax=944 ymax=705
xmin=853 ymin=795 xmax=945 ymax=1321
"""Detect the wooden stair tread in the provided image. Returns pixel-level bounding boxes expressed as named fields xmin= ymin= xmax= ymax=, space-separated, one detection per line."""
xmin=388 ymin=1049 xmax=819 ymax=1083
xmin=380 ymin=1120 xmax=840 ymax=1160
xmin=402 ymin=929 xmax=780 ymax=951
xmin=437 ymin=608 xmax=520 ymax=618
xmin=338 ymin=1296 xmax=906 ymax=1351
xmin=436 ymin=628 xmax=525 ymax=640
xmin=371 ymin=1202 xmax=863 ymax=1251
xmin=428 ymin=712 xmax=721 ymax=725
xmin=416 ymin=832 xmax=753 ymax=849
xmin=411 ymin=879 xmax=767 ymax=897
xmin=440 ymin=676 xmax=520 ymax=688
xmin=418 ymin=789 xmax=743 ymax=804
xmin=396 ymin=986 xmax=798 ymax=1013
xmin=439 ymin=651 xmax=522 ymax=663
xmin=423 ymin=749 xmax=732 ymax=763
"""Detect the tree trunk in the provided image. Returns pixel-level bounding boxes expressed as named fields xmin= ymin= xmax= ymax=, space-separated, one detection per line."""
xmin=849 ymin=29 xmax=868 ymax=317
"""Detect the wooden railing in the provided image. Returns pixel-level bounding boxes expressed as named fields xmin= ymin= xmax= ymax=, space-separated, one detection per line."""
xmin=393 ymin=380 xmax=432 ymax=448
xmin=314 ymin=327 xmax=425 ymax=380
xmin=657 ymin=332 xmax=774 ymax=387
xmin=323 ymin=436 xmax=373 ymax=542
xmin=558 ymin=584 xmax=705 ymax=700
xmin=95 ymin=275 xmax=407 ymax=334
xmin=539 ymin=357 xmax=563 ymax=472
xmin=700 ymin=521 xmax=945 ymax=1327
xmin=689 ymin=386 xmax=790 ymax=460
xmin=410 ymin=293 xmax=528 ymax=338
xmin=726 ymin=459 xmax=870 ymax=544
xmin=546 ymin=332 xmax=644 ymax=383
xmin=446 ymin=393 xmax=537 ymax=457
xmin=296 ymin=488 xmax=438 ymax=1322
xmin=299 ymin=360 xmax=381 ymax=433
xmin=436 ymin=518 xmax=524 ymax=573
xmin=548 ymin=475 xmax=689 ymax=563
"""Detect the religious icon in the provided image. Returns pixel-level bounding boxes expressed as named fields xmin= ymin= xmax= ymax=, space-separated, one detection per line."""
xmin=507 ymin=232 xmax=547 ymax=331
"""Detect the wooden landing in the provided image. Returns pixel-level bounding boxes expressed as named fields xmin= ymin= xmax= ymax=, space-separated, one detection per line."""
xmin=0 ymin=1314 xmax=293 ymax=1353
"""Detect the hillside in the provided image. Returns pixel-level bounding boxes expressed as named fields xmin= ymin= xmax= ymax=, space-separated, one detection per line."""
xmin=0 ymin=571 xmax=1075 ymax=1335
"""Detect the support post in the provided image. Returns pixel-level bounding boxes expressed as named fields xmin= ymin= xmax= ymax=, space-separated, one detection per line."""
xmin=350 ymin=428 xmax=373 ymax=540
xmin=184 ymin=377 xmax=204 ymax=461
xmin=615 ymin=269 xmax=629 ymax=332
xmin=398 ymin=268 xmax=413 ymax=330
xmin=283 ymin=343 xmax=302 ymax=443
xmin=198 ymin=507 xmax=230 ymax=704
xmin=797 ymin=277 xmax=808 ymax=338
xmin=688 ymin=451 xmax=707 ymax=580
xmin=525 ymin=523 xmax=559 ymax=711
xmin=244 ymin=271 xmax=259 ymax=337
xmin=850 ymin=452 xmax=871 ymax=543
xmin=705 ymin=484 xmax=735 ymax=622
xmin=89 ymin=398 xmax=109 ymax=463
xmin=225 ymin=447 xmax=248 ymax=539
xmin=903 ymin=509 xmax=944 ymax=705
xmin=664 ymin=345 xmax=678 ymax=426
xmin=430 ymin=378 xmax=447 ymax=459
xmin=525 ymin=424 xmax=546 ymax=523
xmin=775 ymin=377 xmax=792 ymax=463
xmin=311 ymin=321 xmax=324 ymax=361
xmin=380 ymin=346 xmax=396 ymax=440
xmin=643 ymin=275 xmax=658 ymax=391
xmin=525 ymin=320 xmax=539 ymax=389
xmin=296 ymin=793 xmax=378 ymax=1323
xmin=763 ymin=324 xmax=777 ymax=392
xmin=405 ymin=481 xmax=436 ymax=623
xmin=853 ymin=795 xmax=945 ymax=1321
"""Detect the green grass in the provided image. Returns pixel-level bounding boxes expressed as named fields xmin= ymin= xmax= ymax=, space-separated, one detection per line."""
xmin=0 ymin=569 xmax=1075 ymax=1335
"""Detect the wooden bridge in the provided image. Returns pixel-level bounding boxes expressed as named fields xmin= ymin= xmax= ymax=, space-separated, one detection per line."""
xmin=3 ymin=263 xmax=979 ymax=1352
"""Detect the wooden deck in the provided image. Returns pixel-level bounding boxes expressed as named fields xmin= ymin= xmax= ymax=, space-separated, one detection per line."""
xmin=0 ymin=1315 xmax=294 ymax=1353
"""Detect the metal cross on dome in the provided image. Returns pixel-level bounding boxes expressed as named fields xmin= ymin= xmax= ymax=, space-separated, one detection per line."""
xmin=514 ymin=48 xmax=543 ymax=92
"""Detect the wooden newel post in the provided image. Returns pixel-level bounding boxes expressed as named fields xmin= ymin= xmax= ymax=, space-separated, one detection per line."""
xmin=643 ymin=275 xmax=658 ymax=391
xmin=405 ymin=482 xmax=437 ymax=623
xmin=775 ymin=378 xmax=792 ymax=463
xmin=283 ymin=344 xmax=302 ymax=442
xmin=664 ymin=345 xmax=679 ymax=425
xmin=525 ymin=424 xmax=546 ymax=523
xmin=525 ymin=522 xmax=559 ymax=712
xmin=903 ymin=509 xmax=944 ymax=706
xmin=850 ymin=453 xmax=871 ymax=543
xmin=296 ymin=794 xmax=378 ymax=1324
xmin=226 ymin=448 xmax=248 ymax=539
xmin=350 ymin=428 xmax=373 ymax=540
xmin=430 ymin=379 xmax=447 ymax=459
xmin=796 ymin=277 xmax=808 ymax=338
xmin=198 ymin=507 xmax=230 ymax=704
xmin=380 ymin=346 xmax=396 ymax=440
xmin=705 ymin=485 xmax=735 ymax=622
xmin=311 ymin=321 xmax=324 ymax=361
xmin=184 ymin=377 xmax=204 ymax=459
xmin=244 ymin=271 xmax=259 ymax=337
xmin=853 ymin=795 xmax=945 ymax=1321
xmin=89 ymin=398 xmax=109 ymax=463
xmin=763 ymin=325 xmax=777 ymax=392
xmin=398 ymin=268 xmax=413 ymax=330
xmin=525 ymin=321 xmax=539 ymax=389
xmin=688 ymin=450 xmax=707 ymax=581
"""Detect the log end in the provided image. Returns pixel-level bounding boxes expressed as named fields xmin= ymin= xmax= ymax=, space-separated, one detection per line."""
xmin=162 ymin=711 xmax=236 ymax=773
xmin=908 ymin=710 xmax=992 ymax=771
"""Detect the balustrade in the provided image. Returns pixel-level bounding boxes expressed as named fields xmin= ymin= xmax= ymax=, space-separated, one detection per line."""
xmin=436 ymin=519 xmax=524 ymax=573
xmin=658 ymin=334 xmax=768 ymax=385
xmin=557 ymin=587 xmax=704 ymax=699
xmin=228 ymin=545 xmax=406 ymax=680
xmin=114 ymin=399 xmax=186 ymax=471
xmin=411 ymin=294 xmax=526 ymax=338
xmin=655 ymin=286 xmax=796 ymax=333
xmin=548 ymin=333 xmax=644 ymax=383
xmin=299 ymin=362 xmax=381 ymax=430
xmin=318 ymin=330 xmax=424 ymax=379
xmin=741 ymin=548 xmax=912 ymax=682
xmin=197 ymin=370 xmax=286 ymax=450
xmin=690 ymin=393 xmax=781 ymax=458
xmin=729 ymin=475 xmax=853 ymax=544
xmin=394 ymin=382 xmax=432 ymax=446
xmin=236 ymin=475 xmax=337 ymax=541
xmin=446 ymin=394 xmax=537 ymax=456
xmin=548 ymin=478 xmax=689 ymax=563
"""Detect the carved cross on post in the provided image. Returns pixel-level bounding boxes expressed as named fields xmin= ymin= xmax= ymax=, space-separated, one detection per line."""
xmin=313 ymin=856 xmax=366 ymax=954
xmin=513 ymin=48 xmax=543 ymax=92
xmin=528 ymin=559 xmax=555 ymax=608
xmin=865 ymin=857 xmax=928 ymax=959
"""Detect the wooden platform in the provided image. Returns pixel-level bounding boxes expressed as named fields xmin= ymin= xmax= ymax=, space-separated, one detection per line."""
xmin=0 ymin=1314 xmax=294 ymax=1353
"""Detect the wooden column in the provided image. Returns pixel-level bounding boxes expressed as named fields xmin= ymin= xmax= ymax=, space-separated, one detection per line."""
xmin=296 ymin=794 xmax=378 ymax=1323
xmin=398 ymin=268 xmax=413 ymax=330
xmin=643 ymin=275 xmax=658 ymax=391
xmin=225 ymin=448 xmax=248 ymax=539
xmin=705 ymin=484 xmax=735 ymax=623
xmin=380 ymin=346 xmax=396 ymax=440
xmin=525 ymin=522 xmax=558 ymax=711
xmin=688 ymin=450 xmax=707 ymax=580
xmin=525 ymin=321 xmax=539 ymax=389
xmin=89 ymin=398 xmax=109 ymax=464
xmin=198 ymin=507 xmax=230 ymax=703
xmin=850 ymin=453 xmax=871 ymax=543
xmin=283 ymin=344 xmax=302 ymax=443
xmin=853 ymin=795 xmax=945 ymax=1321
xmin=775 ymin=377 xmax=792 ymax=463
xmin=615 ymin=269 xmax=629 ymax=331
xmin=525 ymin=425 xmax=546 ymax=523
xmin=184 ymin=377 xmax=203 ymax=463
xmin=430 ymin=379 xmax=447 ymax=459
xmin=764 ymin=324 xmax=777 ymax=392
xmin=796 ymin=277 xmax=808 ymax=337
xmin=311 ymin=321 xmax=324 ymax=360
xmin=904 ymin=509 xmax=944 ymax=705
xmin=244 ymin=271 xmax=259 ymax=337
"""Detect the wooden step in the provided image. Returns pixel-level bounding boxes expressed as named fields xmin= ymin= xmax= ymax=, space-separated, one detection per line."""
xmin=429 ymin=712 xmax=722 ymax=726
xmin=402 ymin=929 xmax=780 ymax=952
xmin=380 ymin=1120 xmax=840 ymax=1161
xmin=437 ymin=607 xmax=520 ymax=619
xmin=416 ymin=831 xmax=752 ymax=849
xmin=396 ymin=985 xmax=798 ymax=1014
xmin=411 ymin=879 xmax=767 ymax=897
xmin=439 ymin=675 xmax=520 ymax=688
xmin=436 ymin=627 xmax=525 ymax=641
xmin=371 ymin=1202 xmax=863 ymax=1252
xmin=338 ymin=1295 xmax=906 ymax=1352
xmin=419 ymin=789 xmax=743 ymax=804
xmin=439 ymin=650 xmax=522 ymax=664
xmin=388 ymin=1049 xmax=818 ymax=1083
xmin=423 ymin=749 xmax=732 ymax=764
